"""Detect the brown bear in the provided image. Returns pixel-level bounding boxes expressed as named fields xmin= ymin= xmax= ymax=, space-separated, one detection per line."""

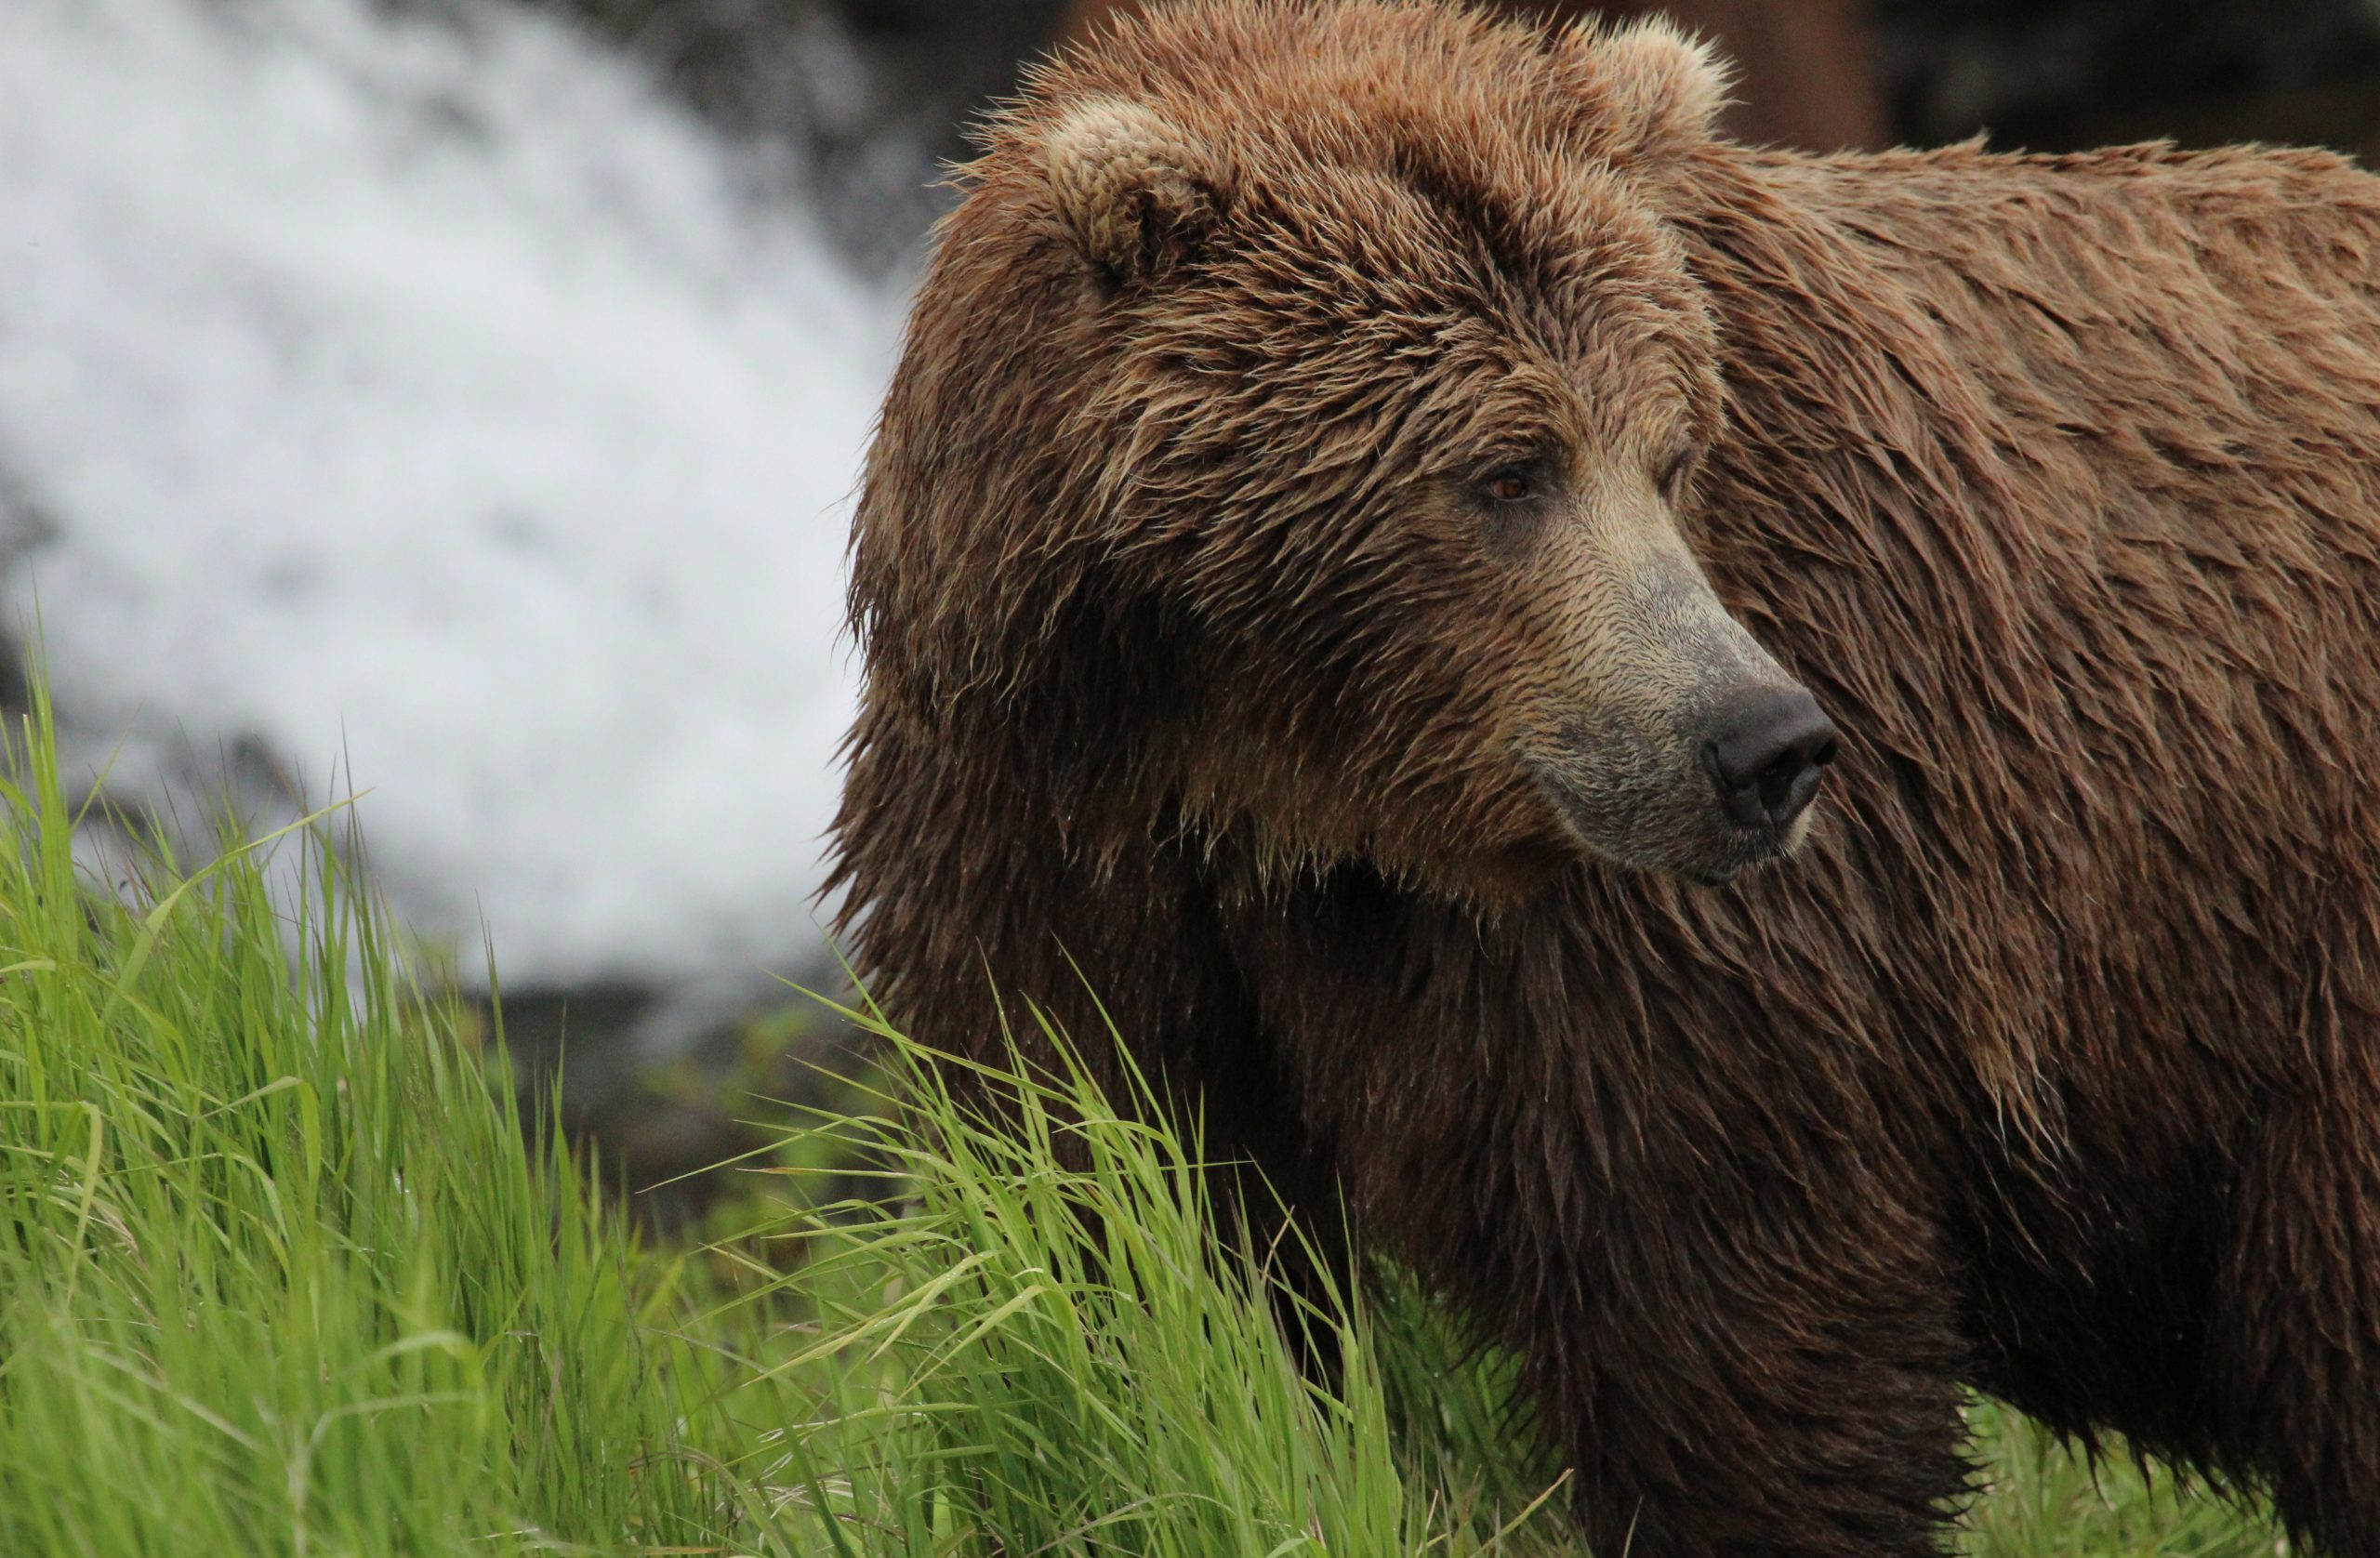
xmin=829 ymin=3 xmax=2380 ymax=1552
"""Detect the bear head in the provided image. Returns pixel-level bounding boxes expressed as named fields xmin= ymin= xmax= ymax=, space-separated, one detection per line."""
xmin=850 ymin=0 xmax=1834 ymax=902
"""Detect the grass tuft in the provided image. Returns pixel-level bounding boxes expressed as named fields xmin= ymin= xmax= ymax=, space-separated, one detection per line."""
xmin=745 ymin=1005 xmax=1579 ymax=1555
xmin=0 ymin=676 xmax=782 ymax=1556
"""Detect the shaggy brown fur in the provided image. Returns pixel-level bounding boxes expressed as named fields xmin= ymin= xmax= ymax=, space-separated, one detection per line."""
xmin=830 ymin=4 xmax=2380 ymax=1552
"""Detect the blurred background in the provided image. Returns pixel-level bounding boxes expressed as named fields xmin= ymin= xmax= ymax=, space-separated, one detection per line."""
xmin=7 ymin=0 xmax=2378 ymax=1221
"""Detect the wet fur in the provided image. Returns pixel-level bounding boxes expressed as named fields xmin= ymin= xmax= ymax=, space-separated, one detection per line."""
xmin=831 ymin=3 xmax=2380 ymax=1552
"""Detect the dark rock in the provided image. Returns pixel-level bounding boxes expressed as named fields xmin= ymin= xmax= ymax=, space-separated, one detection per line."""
xmin=525 ymin=0 xmax=1072 ymax=260
xmin=484 ymin=967 xmax=867 ymax=1235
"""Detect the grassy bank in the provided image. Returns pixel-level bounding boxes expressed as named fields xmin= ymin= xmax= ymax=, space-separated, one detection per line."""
xmin=0 ymin=680 xmax=808 ymax=1553
xmin=0 ymin=680 xmax=2273 ymax=1555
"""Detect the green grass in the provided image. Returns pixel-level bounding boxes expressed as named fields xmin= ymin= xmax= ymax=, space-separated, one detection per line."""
xmin=0 ymin=671 xmax=2281 ymax=1555
xmin=745 ymin=1026 xmax=1578 ymax=1555
xmin=1957 ymin=1407 xmax=2278 ymax=1558
xmin=0 ymin=680 xmax=803 ymax=1556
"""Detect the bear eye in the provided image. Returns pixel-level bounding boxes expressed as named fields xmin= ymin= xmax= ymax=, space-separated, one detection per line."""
xmin=1479 ymin=467 xmax=1534 ymax=504
xmin=1655 ymin=442 xmax=1699 ymax=499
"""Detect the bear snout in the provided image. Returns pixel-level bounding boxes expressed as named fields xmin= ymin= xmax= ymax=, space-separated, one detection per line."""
xmin=1700 ymin=685 xmax=1838 ymax=837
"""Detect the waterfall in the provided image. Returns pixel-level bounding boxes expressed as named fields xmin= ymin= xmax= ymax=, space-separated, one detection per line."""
xmin=0 ymin=0 xmax=899 ymax=996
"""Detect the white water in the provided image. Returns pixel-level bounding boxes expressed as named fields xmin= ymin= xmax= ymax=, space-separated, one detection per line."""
xmin=0 ymin=0 xmax=899 ymax=992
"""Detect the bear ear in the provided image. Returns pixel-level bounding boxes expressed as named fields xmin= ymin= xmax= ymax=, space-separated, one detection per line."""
xmin=1555 ymin=17 xmax=1733 ymax=161
xmin=1042 ymin=99 xmax=1226 ymax=284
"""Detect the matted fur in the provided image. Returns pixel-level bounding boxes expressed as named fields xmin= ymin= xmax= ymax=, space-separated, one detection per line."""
xmin=831 ymin=3 xmax=2380 ymax=1552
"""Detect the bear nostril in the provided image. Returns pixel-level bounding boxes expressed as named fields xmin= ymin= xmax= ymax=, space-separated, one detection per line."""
xmin=1704 ymin=690 xmax=1838 ymax=834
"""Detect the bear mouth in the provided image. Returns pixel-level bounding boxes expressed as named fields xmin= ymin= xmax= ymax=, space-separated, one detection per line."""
xmin=1531 ymin=766 xmax=1805 ymax=889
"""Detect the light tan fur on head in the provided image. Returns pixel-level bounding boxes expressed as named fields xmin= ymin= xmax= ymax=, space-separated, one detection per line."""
xmin=1042 ymin=99 xmax=1227 ymax=281
xmin=1554 ymin=16 xmax=1734 ymax=162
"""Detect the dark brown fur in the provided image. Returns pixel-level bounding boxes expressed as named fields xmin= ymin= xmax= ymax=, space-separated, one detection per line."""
xmin=830 ymin=4 xmax=2380 ymax=1552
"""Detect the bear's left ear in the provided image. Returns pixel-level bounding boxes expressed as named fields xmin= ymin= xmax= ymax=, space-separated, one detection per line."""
xmin=1554 ymin=17 xmax=1733 ymax=162
xmin=1042 ymin=99 xmax=1228 ymax=285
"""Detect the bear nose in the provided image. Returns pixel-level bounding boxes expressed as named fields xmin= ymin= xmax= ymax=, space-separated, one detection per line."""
xmin=1702 ymin=688 xmax=1839 ymax=834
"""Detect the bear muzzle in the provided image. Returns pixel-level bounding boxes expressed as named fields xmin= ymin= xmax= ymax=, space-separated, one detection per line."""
xmin=1528 ymin=677 xmax=1839 ymax=888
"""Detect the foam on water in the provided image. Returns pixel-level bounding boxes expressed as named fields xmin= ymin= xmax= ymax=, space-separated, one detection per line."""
xmin=0 ymin=0 xmax=897 ymax=990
